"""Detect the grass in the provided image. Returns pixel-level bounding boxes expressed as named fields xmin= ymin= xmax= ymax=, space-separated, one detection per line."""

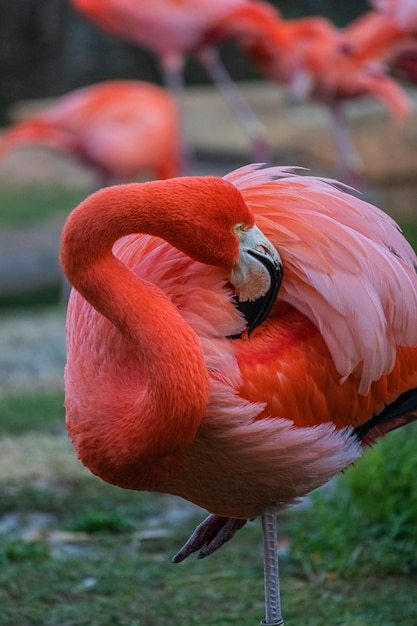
xmin=0 ymin=391 xmax=416 ymax=625
xmin=0 ymin=184 xmax=87 ymax=228
xmin=401 ymin=219 xmax=417 ymax=250
xmin=0 ymin=391 xmax=65 ymax=435
xmin=0 ymin=533 xmax=415 ymax=626
xmin=289 ymin=424 xmax=417 ymax=579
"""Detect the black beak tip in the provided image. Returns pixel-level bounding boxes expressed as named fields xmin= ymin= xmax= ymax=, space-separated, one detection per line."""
xmin=233 ymin=252 xmax=283 ymax=337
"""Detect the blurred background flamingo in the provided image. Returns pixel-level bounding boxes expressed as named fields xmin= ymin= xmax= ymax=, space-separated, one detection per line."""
xmin=226 ymin=9 xmax=413 ymax=184
xmin=70 ymin=0 xmax=280 ymax=162
xmin=365 ymin=0 xmax=417 ymax=85
xmin=0 ymin=80 xmax=182 ymax=187
xmin=341 ymin=1 xmax=417 ymax=88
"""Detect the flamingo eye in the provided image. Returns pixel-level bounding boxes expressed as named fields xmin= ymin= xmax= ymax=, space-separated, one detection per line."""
xmin=233 ymin=223 xmax=249 ymax=237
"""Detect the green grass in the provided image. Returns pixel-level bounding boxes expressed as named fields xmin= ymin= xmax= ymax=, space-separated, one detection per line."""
xmin=0 ymin=184 xmax=87 ymax=228
xmin=0 ymin=391 xmax=65 ymax=435
xmin=400 ymin=220 xmax=417 ymax=251
xmin=0 ymin=183 xmax=88 ymax=308
xmin=0 ymin=530 xmax=415 ymax=626
xmin=0 ymin=392 xmax=416 ymax=624
xmin=289 ymin=424 xmax=417 ymax=578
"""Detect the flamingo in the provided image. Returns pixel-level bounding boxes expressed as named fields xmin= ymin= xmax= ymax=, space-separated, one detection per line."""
xmin=0 ymin=80 xmax=182 ymax=186
xmin=235 ymin=13 xmax=412 ymax=184
xmin=70 ymin=0 xmax=280 ymax=162
xmin=60 ymin=164 xmax=417 ymax=625
xmin=363 ymin=0 xmax=417 ymax=85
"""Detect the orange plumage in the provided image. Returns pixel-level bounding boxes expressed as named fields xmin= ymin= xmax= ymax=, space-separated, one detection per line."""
xmin=236 ymin=307 xmax=417 ymax=431
xmin=240 ymin=12 xmax=411 ymax=118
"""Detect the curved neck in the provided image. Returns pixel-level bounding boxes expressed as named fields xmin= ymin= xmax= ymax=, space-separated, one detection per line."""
xmin=61 ymin=178 xmax=244 ymax=274
xmin=62 ymin=179 xmax=232 ymax=467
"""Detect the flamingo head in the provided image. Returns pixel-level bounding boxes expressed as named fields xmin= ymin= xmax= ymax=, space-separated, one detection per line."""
xmin=230 ymin=223 xmax=282 ymax=334
xmin=168 ymin=176 xmax=283 ymax=335
xmin=61 ymin=176 xmax=283 ymax=335
xmin=167 ymin=177 xmax=283 ymax=334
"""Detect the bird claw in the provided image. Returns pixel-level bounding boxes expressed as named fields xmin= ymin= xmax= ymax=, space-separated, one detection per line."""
xmin=172 ymin=514 xmax=247 ymax=563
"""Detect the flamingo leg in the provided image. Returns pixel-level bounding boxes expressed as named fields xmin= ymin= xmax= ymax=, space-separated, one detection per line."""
xmin=261 ymin=504 xmax=284 ymax=626
xmin=327 ymin=102 xmax=364 ymax=189
xmin=160 ymin=54 xmax=185 ymax=100
xmin=172 ymin=514 xmax=247 ymax=563
xmin=198 ymin=47 xmax=272 ymax=162
xmin=173 ymin=507 xmax=284 ymax=625
xmin=160 ymin=54 xmax=191 ymax=174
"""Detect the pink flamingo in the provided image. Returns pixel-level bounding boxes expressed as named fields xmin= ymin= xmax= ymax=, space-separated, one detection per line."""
xmin=61 ymin=163 xmax=417 ymax=624
xmin=0 ymin=80 xmax=182 ymax=185
xmin=235 ymin=13 xmax=412 ymax=184
xmin=363 ymin=0 xmax=417 ymax=85
xmin=70 ymin=0 xmax=280 ymax=161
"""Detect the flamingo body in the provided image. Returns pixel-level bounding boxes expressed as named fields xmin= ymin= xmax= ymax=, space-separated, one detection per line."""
xmin=245 ymin=14 xmax=411 ymax=117
xmin=235 ymin=12 xmax=412 ymax=184
xmin=62 ymin=165 xmax=417 ymax=520
xmin=0 ymin=80 xmax=181 ymax=183
xmin=343 ymin=10 xmax=406 ymax=63
xmin=362 ymin=2 xmax=417 ymax=86
xmin=71 ymin=0 xmax=279 ymax=161
xmin=72 ymin=0 xmax=247 ymax=61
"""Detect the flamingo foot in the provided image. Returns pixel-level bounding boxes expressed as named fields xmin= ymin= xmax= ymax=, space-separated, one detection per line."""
xmin=172 ymin=514 xmax=247 ymax=563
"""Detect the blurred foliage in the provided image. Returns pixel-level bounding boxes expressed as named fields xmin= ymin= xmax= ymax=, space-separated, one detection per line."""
xmin=0 ymin=184 xmax=86 ymax=227
xmin=400 ymin=220 xmax=417 ymax=252
xmin=0 ymin=286 xmax=61 ymax=310
xmin=289 ymin=423 xmax=417 ymax=577
xmin=68 ymin=509 xmax=135 ymax=534
xmin=0 ymin=391 xmax=64 ymax=435
xmin=0 ymin=539 xmax=50 ymax=563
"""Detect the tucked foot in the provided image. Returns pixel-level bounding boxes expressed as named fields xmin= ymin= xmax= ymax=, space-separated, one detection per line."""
xmin=172 ymin=515 xmax=247 ymax=563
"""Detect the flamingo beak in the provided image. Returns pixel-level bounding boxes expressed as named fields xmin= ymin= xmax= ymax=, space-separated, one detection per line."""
xmin=230 ymin=225 xmax=283 ymax=336
xmin=236 ymin=248 xmax=283 ymax=334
